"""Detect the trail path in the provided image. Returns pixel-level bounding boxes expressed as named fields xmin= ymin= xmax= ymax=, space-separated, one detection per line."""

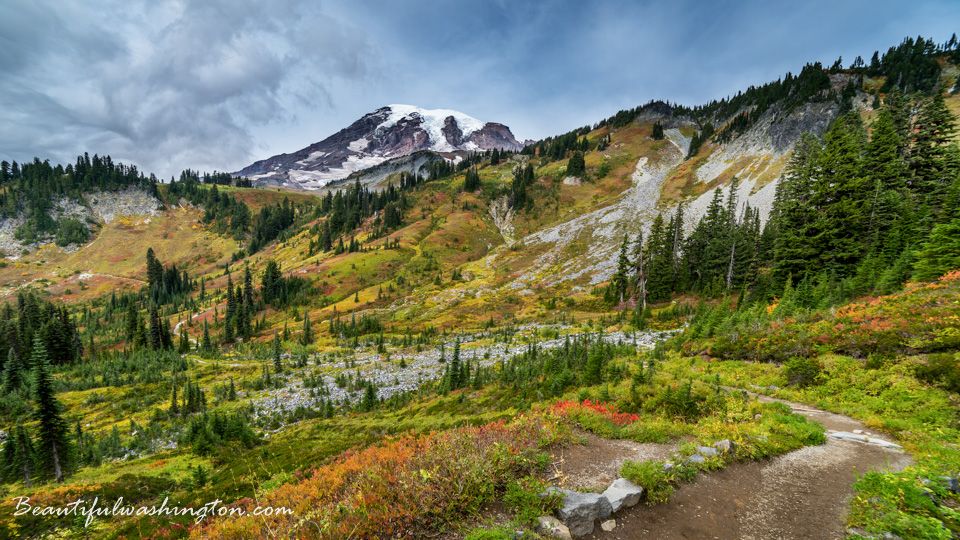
xmin=172 ymin=305 xmax=248 ymax=368
xmin=573 ymin=392 xmax=911 ymax=540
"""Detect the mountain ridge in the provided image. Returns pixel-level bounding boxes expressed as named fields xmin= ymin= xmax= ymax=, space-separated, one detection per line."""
xmin=234 ymin=104 xmax=524 ymax=190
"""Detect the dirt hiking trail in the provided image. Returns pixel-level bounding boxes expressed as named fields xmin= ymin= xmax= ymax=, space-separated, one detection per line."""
xmin=557 ymin=393 xmax=911 ymax=540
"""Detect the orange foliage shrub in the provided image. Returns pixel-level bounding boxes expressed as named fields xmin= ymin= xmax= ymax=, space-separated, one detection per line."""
xmin=191 ymin=415 xmax=571 ymax=539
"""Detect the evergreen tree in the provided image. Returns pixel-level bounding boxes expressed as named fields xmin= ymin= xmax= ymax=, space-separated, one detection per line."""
xmin=243 ymin=265 xmax=254 ymax=308
xmin=568 ymin=151 xmax=586 ymax=177
xmin=644 ymin=214 xmax=674 ymax=302
xmin=145 ymin=248 xmax=163 ymax=290
xmin=200 ymin=320 xmax=212 ymax=355
xmin=651 ymin=121 xmax=665 ymax=140
xmin=224 ymin=274 xmax=236 ymax=344
xmin=148 ymin=304 xmax=163 ymax=349
xmin=910 ymin=91 xmax=960 ymax=211
xmin=124 ymin=302 xmax=138 ymax=344
xmin=178 ymin=324 xmax=190 ymax=354
xmin=300 ymin=312 xmax=313 ymax=345
xmin=608 ymin=236 xmax=631 ymax=304
xmin=632 ymin=231 xmax=647 ymax=311
xmin=810 ymin=111 xmax=870 ymax=274
xmin=30 ymin=337 xmax=71 ymax=482
xmin=2 ymin=421 xmax=35 ymax=487
xmin=2 ymin=348 xmax=24 ymax=394
xmin=864 ymin=107 xmax=911 ymax=255
xmin=273 ymin=331 xmax=283 ymax=373
xmin=449 ymin=340 xmax=462 ymax=390
xmin=170 ymin=382 xmax=180 ymax=416
xmin=913 ymin=215 xmax=960 ymax=280
xmin=362 ymin=381 xmax=377 ymax=411
xmin=771 ymin=133 xmax=824 ymax=287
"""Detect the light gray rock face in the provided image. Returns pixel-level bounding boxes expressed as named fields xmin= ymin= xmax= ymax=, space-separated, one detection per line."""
xmin=688 ymin=454 xmax=706 ymax=464
xmin=536 ymin=516 xmax=573 ymax=540
xmin=828 ymin=431 xmax=903 ymax=449
xmin=600 ymin=519 xmax=617 ymax=532
xmin=602 ymin=478 xmax=644 ymax=512
xmin=696 ymin=446 xmax=719 ymax=457
xmin=546 ymin=487 xmax=613 ymax=537
xmin=714 ymin=439 xmax=736 ymax=456
xmin=0 ymin=188 xmax=161 ymax=256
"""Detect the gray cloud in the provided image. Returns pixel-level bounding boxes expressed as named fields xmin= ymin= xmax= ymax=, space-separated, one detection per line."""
xmin=2 ymin=0 xmax=959 ymax=178
xmin=0 ymin=0 xmax=376 ymax=178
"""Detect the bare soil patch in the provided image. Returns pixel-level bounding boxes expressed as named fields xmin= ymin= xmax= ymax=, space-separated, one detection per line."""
xmin=550 ymin=430 xmax=679 ymax=491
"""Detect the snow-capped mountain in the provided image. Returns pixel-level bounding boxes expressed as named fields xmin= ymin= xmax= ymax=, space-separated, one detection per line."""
xmin=235 ymin=105 xmax=524 ymax=189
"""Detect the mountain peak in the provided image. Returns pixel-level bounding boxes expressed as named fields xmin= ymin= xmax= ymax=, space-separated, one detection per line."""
xmin=236 ymin=104 xmax=522 ymax=189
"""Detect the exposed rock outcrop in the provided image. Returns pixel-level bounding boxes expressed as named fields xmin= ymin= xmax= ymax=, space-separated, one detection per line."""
xmin=0 ymin=187 xmax=161 ymax=257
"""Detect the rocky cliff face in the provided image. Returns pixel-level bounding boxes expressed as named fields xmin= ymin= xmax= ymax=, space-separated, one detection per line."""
xmin=489 ymin=95 xmax=858 ymax=290
xmin=235 ymin=105 xmax=524 ymax=190
xmin=0 ymin=187 xmax=162 ymax=257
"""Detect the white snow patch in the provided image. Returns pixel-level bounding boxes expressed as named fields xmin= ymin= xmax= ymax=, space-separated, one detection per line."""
xmin=296 ymin=151 xmax=329 ymax=166
xmin=285 ymin=154 xmax=390 ymax=189
xmin=378 ymin=104 xmax=487 ymax=152
xmin=347 ymin=138 xmax=369 ymax=152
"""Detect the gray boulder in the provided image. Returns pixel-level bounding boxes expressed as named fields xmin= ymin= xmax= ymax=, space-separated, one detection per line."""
xmin=688 ymin=454 xmax=706 ymax=464
xmin=828 ymin=431 xmax=902 ymax=449
xmin=940 ymin=477 xmax=960 ymax=494
xmin=696 ymin=446 xmax=719 ymax=457
xmin=602 ymin=478 xmax=645 ymax=512
xmin=536 ymin=516 xmax=572 ymax=540
xmin=714 ymin=439 xmax=736 ymax=456
xmin=545 ymin=488 xmax=614 ymax=537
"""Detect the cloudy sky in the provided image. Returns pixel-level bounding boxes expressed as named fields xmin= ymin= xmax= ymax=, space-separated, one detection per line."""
xmin=1 ymin=0 xmax=958 ymax=179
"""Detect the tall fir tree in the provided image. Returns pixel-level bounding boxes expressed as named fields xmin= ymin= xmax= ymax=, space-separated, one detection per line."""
xmin=2 ymin=421 xmax=35 ymax=487
xmin=300 ymin=312 xmax=313 ymax=345
xmin=224 ymin=274 xmax=236 ymax=344
xmin=30 ymin=336 xmax=72 ymax=482
xmin=273 ymin=331 xmax=282 ymax=373
xmin=608 ymin=235 xmax=632 ymax=304
xmin=910 ymin=92 xmax=959 ymax=202
xmin=644 ymin=214 xmax=675 ymax=302
xmin=148 ymin=304 xmax=163 ymax=349
xmin=810 ymin=111 xmax=870 ymax=275
xmin=771 ymin=132 xmax=824 ymax=287
xmin=2 ymin=348 xmax=24 ymax=394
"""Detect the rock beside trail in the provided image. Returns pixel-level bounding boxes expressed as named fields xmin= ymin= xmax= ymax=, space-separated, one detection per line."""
xmin=602 ymin=478 xmax=644 ymax=513
xmin=600 ymin=519 xmax=616 ymax=532
xmin=828 ymin=431 xmax=903 ymax=449
xmin=696 ymin=446 xmax=719 ymax=457
xmin=714 ymin=439 xmax=736 ymax=456
xmin=847 ymin=528 xmax=905 ymax=540
xmin=536 ymin=516 xmax=572 ymax=540
xmin=545 ymin=487 xmax=613 ymax=537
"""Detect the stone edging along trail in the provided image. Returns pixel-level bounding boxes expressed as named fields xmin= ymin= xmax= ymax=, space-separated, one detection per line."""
xmin=562 ymin=391 xmax=913 ymax=540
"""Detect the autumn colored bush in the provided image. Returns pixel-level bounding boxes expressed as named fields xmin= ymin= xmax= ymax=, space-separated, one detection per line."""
xmin=683 ymin=278 xmax=960 ymax=363
xmin=191 ymin=414 xmax=571 ymax=539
